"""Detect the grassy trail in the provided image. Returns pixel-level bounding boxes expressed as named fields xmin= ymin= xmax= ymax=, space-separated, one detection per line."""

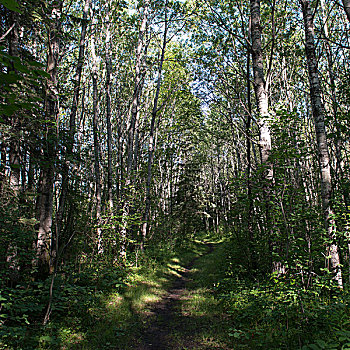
xmin=38 ymin=239 xmax=233 ymax=349
xmin=36 ymin=238 xmax=350 ymax=350
xmin=135 ymin=243 xmax=222 ymax=349
xmin=125 ymin=240 xmax=231 ymax=350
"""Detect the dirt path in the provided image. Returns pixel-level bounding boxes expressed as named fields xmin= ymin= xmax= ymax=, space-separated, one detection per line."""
xmin=136 ymin=244 xmax=215 ymax=350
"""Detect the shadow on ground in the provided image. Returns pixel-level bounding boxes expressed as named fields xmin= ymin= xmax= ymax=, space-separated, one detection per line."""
xmin=130 ymin=242 xmax=232 ymax=350
xmin=38 ymin=240 xmax=232 ymax=350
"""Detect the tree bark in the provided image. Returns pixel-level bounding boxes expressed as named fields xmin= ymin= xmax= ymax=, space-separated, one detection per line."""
xmin=250 ymin=0 xmax=275 ymax=271
xmin=300 ymin=0 xmax=343 ymax=287
xmin=56 ymin=0 xmax=90 ymax=257
xmin=6 ymin=12 xmax=21 ymax=282
xmin=105 ymin=8 xmax=114 ymax=212
xmin=8 ymin=11 xmax=21 ymax=195
xmin=320 ymin=0 xmax=349 ymax=207
xmin=246 ymin=44 xmax=256 ymax=271
xmin=141 ymin=0 xmax=168 ymax=248
xmin=91 ymin=37 xmax=103 ymax=254
xmin=250 ymin=0 xmax=272 ymax=181
xmin=35 ymin=0 xmax=62 ymax=276
xmin=126 ymin=0 xmax=150 ymax=175
xmin=120 ymin=0 xmax=150 ymax=260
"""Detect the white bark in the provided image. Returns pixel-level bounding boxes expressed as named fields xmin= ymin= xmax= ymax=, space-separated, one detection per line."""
xmin=300 ymin=0 xmax=343 ymax=287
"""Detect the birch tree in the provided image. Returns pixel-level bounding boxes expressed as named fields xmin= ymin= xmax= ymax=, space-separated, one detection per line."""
xmin=300 ymin=0 xmax=343 ymax=287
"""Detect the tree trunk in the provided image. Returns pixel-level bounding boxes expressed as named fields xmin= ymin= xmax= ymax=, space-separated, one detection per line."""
xmin=250 ymin=0 xmax=275 ymax=271
xmin=141 ymin=0 xmax=168 ymax=248
xmin=246 ymin=45 xmax=256 ymax=271
xmin=320 ymin=0 xmax=349 ymax=207
xmin=120 ymin=0 xmax=150 ymax=260
xmin=35 ymin=0 xmax=62 ymax=276
xmin=56 ymin=0 xmax=90 ymax=257
xmin=8 ymin=11 xmax=20 ymax=195
xmin=106 ymin=26 xmax=113 ymax=212
xmin=300 ymin=0 xmax=343 ymax=287
xmin=126 ymin=0 xmax=150 ymax=175
xmin=91 ymin=37 xmax=103 ymax=254
xmin=250 ymin=0 xmax=272 ymax=182
xmin=6 ymin=12 xmax=21 ymax=283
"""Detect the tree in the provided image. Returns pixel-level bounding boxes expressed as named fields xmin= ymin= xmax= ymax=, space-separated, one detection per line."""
xmin=35 ymin=0 xmax=63 ymax=276
xmin=141 ymin=0 xmax=169 ymax=247
xmin=300 ymin=0 xmax=343 ymax=287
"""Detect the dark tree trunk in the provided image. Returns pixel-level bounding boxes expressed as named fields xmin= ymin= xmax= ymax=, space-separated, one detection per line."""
xmin=91 ymin=37 xmax=103 ymax=254
xmin=56 ymin=0 xmax=90 ymax=257
xmin=35 ymin=0 xmax=62 ymax=276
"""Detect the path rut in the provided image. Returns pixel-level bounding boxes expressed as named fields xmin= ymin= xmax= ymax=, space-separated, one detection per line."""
xmin=136 ymin=244 xmax=215 ymax=350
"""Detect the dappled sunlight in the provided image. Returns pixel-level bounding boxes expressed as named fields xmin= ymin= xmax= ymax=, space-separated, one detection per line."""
xmin=165 ymin=268 xmax=183 ymax=278
xmin=127 ymin=273 xmax=162 ymax=288
xmin=181 ymin=288 xmax=221 ymax=317
xmin=105 ymin=293 xmax=123 ymax=308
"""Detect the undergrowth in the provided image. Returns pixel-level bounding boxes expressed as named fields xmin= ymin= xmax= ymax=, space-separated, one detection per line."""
xmin=2 ymin=233 xmax=349 ymax=349
xmin=0 ymin=238 xmax=206 ymax=349
xmin=213 ymin=238 xmax=350 ymax=350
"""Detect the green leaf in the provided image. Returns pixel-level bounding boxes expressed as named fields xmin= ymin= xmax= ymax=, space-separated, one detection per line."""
xmin=315 ymin=340 xmax=326 ymax=348
xmin=36 ymin=69 xmax=50 ymax=78
xmin=0 ymin=73 xmax=20 ymax=83
xmin=40 ymin=335 xmax=54 ymax=343
xmin=0 ymin=0 xmax=22 ymax=13
xmin=308 ymin=345 xmax=321 ymax=350
xmin=14 ymin=61 xmax=30 ymax=73
xmin=0 ymin=103 xmax=20 ymax=116
xmin=28 ymin=60 xmax=44 ymax=68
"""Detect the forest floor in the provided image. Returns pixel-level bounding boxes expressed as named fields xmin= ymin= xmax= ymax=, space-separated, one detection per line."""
xmin=117 ymin=239 xmax=232 ymax=350
xmin=53 ymin=238 xmax=233 ymax=350
xmin=32 ymin=236 xmax=350 ymax=350
xmin=134 ymin=242 xmax=231 ymax=350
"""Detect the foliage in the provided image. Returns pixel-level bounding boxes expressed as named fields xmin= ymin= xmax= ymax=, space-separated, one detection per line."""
xmin=1 ymin=0 xmax=350 ymax=347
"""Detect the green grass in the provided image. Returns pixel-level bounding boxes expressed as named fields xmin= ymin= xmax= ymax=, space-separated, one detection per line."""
xmin=165 ymin=239 xmax=233 ymax=349
xmin=13 ymin=233 xmax=349 ymax=349
xmin=29 ymin=238 xmax=218 ymax=349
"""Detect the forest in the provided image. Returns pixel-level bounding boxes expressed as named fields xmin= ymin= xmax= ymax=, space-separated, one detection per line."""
xmin=0 ymin=0 xmax=350 ymax=348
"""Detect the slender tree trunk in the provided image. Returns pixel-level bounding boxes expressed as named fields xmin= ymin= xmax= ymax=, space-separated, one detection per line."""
xmin=320 ymin=0 xmax=349 ymax=207
xmin=105 ymin=24 xmax=113 ymax=212
xmin=7 ymin=11 xmax=20 ymax=192
xmin=120 ymin=0 xmax=150 ymax=260
xmin=126 ymin=0 xmax=150 ymax=175
xmin=56 ymin=0 xmax=90 ymax=256
xmin=300 ymin=0 xmax=343 ymax=287
xmin=250 ymin=0 xmax=275 ymax=271
xmin=246 ymin=45 xmax=256 ymax=271
xmin=6 ymin=12 xmax=21 ymax=282
xmin=91 ymin=37 xmax=103 ymax=254
xmin=141 ymin=0 xmax=168 ymax=247
xmin=35 ymin=1 xmax=62 ymax=276
xmin=0 ymin=143 xmax=6 ymax=195
xmin=250 ymin=0 xmax=272 ymax=182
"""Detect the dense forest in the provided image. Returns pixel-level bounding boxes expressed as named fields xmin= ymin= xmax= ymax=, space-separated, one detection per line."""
xmin=1 ymin=0 xmax=350 ymax=348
